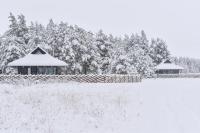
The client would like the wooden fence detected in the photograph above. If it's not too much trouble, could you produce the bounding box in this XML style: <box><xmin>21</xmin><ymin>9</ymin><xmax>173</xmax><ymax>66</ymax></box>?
<box><xmin>156</xmin><ymin>73</ymin><xmax>200</xmax><ymax>78</ymax></box>
<box><xmin>0</xmin><ymin>74</ymin><xmax>142</xmax><ymax>84</ymax></box>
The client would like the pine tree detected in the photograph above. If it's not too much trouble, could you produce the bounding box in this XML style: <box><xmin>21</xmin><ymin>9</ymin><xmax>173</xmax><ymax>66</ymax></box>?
<box><xmin>126</xmin><ymin>31</ymin><xmax>150</xmax><ymax>55</ymax></box>
<box><xmin>150</xmin><ymin>38</ymin><xmax>170</xmax><ymax>64</ymax></box>
<box><xmin>111</xmin><ymin>52</ymin><xmax>137</xmax><ymax>74</ymax></box>
<box><xmin>7</xmin><ymin>13</ymin><xmax>18</xmax><ymax>36</ymax></box>
<box><xmin>127</xmin><ymin>44</ymin><xmax>154</xmax><ymax>77</ymax></box>
<box><xmin>0</xmin><ymin>36</ymin><xmax>23</xmax><ymax>73</ymax></box>
<box><xmin>125</xmin><ymin>34</ymin><xmax>154</xmax><ymax>77</ymax></box>
<box><xmin>95</xmin><ymin>30</ymin><xmax>113</xmax><ymax>74</ymax></box>
<box><xmin>28</xmin><ymin>22</ymin><xmax>46</xmax><ymax>51</ymax></box>
<box><xmin>140</xmin><ymin>30</ymin><xmax>150</xmax><ymax>54</ymax></box>
<box><xmin>0</xmin><ymin>13</ymin><xmax>28</xmax><ymax>73</ymax></box>
<box><xmin>17</xmin><ymin>14</ymin><xmax>28</xmax><ymax>38</ymax></box>
<box><xmin>46</xmin><ymin>19</ymin><xmax>59</xmax><ymax>56</ymax></box>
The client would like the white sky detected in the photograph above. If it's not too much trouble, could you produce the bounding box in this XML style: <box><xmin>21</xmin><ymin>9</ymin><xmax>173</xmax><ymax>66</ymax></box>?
<box><xmin>0</xmin><ymin>0</ymin><xmax>200</xmax><ymax>58</ymax></box>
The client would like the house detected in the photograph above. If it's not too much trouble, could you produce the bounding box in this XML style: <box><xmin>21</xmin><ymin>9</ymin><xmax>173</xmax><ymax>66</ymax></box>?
<box><xmin>7</xmin><ymin>47</ymin><xmax>67</xmax><ymax>75</ymax></box>
<box><xmin>155</xmin><ymin>59</ymin><xmax>184</xmax><ymax>74</ymax></box>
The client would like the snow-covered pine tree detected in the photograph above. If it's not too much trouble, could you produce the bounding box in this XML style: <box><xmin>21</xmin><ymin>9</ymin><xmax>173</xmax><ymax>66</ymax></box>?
<box><xmin>73</xmin><ymin>26</ymin><xmax>99</xmax><ymax>74</ymax></box>
<box><xmin>68</xmin><ymin>26</ymin><xmax>90</xmax><ymax>74</ymax></box>
<box><xmin>82</xmin><ymin>31</ymin><xmax>99</xmax><ymax>74</ymax></box>
<box><xmin>125</xmin><ymin>34</ymin><xmax>155</xmax><ymax>77</ymax></box>
<box><xmin>28</xmin><ymin>22</ymin><xmax>47</xmax><ymax>51</ymax></box>
<box><xmin>140</xmin><ymin>30</ymin><xmax>150</xmax><ymax>54</ymax></box>
<box><xmin>46</xmin><ymin>19</ymin><xmax>59</xmax><ymax>56</ymax></box>
<box><xmin>7</xmin><ymin>13</ymin><xmax>18</xmax><ymax>36</ymax></box>
<box><xmin>111</xmin><ymin>50</ymin><xmax>137</xmax><ymax>74</ymax></box>
<box><xmin>17</xmin><ymin>14</ymin><xmax>30</xmax><ymax>54</ymax></box>
<box><xmin>0</xmin><ymin>36</ymin><xmax>23</xmax><ymax>74</ymax></box>
<box><xmin>126</xmin><ymin>31</ymin><xmax>150</xmax><ymax>55</ymax></box>
<box><xmin>0</xmin><ymin>13</ymin><xmax>29</xmax><ymax>73</ymax></box>
<box><xmin>95</xmin><ymin>30</ymin><xmax>113</xmax><ymax>74</ymax></box>
<box><xmin>150</xmin><ymin>38</ymin><xmax>170</xmax><ymax>64</ymax></box>
<box><xmin>17</xmin><ymin>14</ymin><xmax>28</xmax><ymax>38</ymax></box>
<box><xmin>60</xmin><ymin>25</ymin><xmax>99</xmax><ymax>74</ymax></box>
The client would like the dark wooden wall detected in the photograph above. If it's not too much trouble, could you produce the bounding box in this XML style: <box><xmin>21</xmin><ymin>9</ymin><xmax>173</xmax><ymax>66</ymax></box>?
<box><xmin>156</xmin><ymin>69</ymin><xmax>181</xmax><ymax>74</ymax></box>
<box><xmin>17</xmin><ymin>66</ymin><xmax>58</xmax><ymax>75</ymax></box>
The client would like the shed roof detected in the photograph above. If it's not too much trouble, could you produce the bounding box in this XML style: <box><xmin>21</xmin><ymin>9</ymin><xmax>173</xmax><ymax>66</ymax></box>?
<box><xmin>156</xmin><ymin>60</ymin><xmax>184</xmax><ymax>70</ymax></box>
<box><xmin>7</xmin><ymin>47</ymin><xmax>67</xmax><ymax>67</ymax></box>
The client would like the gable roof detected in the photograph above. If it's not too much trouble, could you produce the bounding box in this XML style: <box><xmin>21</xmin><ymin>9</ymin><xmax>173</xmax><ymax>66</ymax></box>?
<box><xmin>156</xmin><ymin>59</ymin><xmax>184</xmax><ymax>70</ymax></box>
<box><xmin>163</xmin><ymin>59</ymin><xmax>172</xmax><ymax>64</ymax></box>
<box><xmin>31</xmin><ymin>47</ymin><xmax>47</xmax><ymax>54</ymax></box>
<box><xmin>7</xmin><ymin>47</ymin><xmax>67</xmax><ymax>67</ymax></box>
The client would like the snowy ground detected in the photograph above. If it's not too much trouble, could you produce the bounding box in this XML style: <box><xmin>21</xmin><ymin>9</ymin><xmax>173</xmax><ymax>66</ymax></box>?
<box><xmin>0</xmin><ymin>79</ymin><xmax>200</xmax><ymax>133</ymax></box>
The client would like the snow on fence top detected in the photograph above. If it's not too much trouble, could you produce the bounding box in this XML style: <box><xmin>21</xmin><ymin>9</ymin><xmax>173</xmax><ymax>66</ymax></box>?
<box><xmin>7</xmin><ymin>47</ymin><xmax>67</xmax><ymax>67</ymax></box>
<box><xmin>156</xmin><ymin>60</ymin><xmax>184</xmax><ymax>70</ymax></box>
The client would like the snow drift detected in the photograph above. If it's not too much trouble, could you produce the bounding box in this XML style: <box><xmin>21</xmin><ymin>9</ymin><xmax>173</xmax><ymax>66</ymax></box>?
<box><xmin>1</xmin><ymin>79</ymin><xmax>200</xmax><ymax>133</ymax></box>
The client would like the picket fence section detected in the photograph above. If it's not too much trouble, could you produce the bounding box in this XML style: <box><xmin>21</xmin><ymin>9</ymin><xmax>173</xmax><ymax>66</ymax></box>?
<box><xmin>0</xmin><ymin>74</ymin><xmax>142</xmax><ymax>84</ymax></box>
<box><xmin>156</xmin><ymin>73</ymin><xmax>200</xmax><ymax>78</ymax></box>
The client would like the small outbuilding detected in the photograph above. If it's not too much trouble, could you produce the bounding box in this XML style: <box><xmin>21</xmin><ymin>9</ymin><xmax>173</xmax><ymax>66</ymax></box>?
<box><xmin>155</xmin><ymin>60</ymin><xmax>184</xmax><ymax>74</ymax></box>
<box><xmin>7</xmin><ymin>47</ymin><xmax>67</xmax><ymax>75</ymax></box>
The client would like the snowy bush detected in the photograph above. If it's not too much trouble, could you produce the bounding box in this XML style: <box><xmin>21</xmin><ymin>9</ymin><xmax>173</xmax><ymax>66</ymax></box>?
<box><xmin>5</xmin><ymin>67</ymin><xmax>18</xmax><ymax>75</ymax></box>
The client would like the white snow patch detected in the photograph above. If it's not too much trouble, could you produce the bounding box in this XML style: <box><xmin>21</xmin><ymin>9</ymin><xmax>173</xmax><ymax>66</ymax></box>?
<box><xmin>0</xmin><ymin>79</ymin><xmax>200</xmax><ymax>133</ymax></box>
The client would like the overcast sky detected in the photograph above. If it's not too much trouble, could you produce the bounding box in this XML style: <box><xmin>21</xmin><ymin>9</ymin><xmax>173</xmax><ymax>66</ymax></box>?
<box><xmin>0</xmin><ymin>0</ymin><xmax>200</xmax><ymax>58</ymax></box>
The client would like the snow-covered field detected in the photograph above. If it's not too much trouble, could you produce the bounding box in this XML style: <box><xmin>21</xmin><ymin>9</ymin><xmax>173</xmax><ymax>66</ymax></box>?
<box><xmin>1</xmin><ymin>79</ymin><xmax>200</xmax><ymax>133</ymax></box>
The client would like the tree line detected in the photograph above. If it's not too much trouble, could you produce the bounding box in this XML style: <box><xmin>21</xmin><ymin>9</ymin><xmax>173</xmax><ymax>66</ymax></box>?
<box><xmin>0</xmin><ymin>13</ymin><xmax>198</xmax><ymax>76</ymax></box>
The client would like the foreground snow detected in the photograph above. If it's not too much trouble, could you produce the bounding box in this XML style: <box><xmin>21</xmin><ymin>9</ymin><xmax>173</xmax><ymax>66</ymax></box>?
<box><xmin>0</xmin><ymin>79</ymin><xmax>200</xmax><ymax>133</ymax></box>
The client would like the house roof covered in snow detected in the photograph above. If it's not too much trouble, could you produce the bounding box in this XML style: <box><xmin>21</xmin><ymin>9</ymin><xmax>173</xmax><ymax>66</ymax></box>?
<box><xmin>156</xmin><ymin>60</ymin><xmax>184</xmax><ymax>70</ymax></box>
<box><xmin>7</xmin><ymin>47</ymin><xmax>67</xmax><ymax>67</ymax></box>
